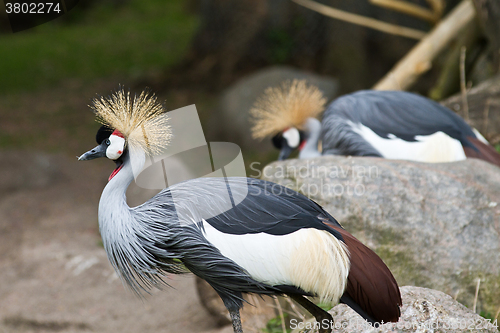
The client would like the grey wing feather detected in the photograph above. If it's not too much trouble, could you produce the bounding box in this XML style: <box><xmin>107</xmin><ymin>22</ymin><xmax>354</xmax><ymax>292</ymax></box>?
<box><xmin>141</xmin><ymin>177</ymin><xmax>342</xmax><ymax>236</ymax></box>
<box><xmin>131</xmin><ymin>177</ymin><xmax>343</xmax><ymax>308</ymax></box>
<box><xmin>321</xmin><ymin>90</ymin><xmax>478</xmax><ymax>156</ymax></box>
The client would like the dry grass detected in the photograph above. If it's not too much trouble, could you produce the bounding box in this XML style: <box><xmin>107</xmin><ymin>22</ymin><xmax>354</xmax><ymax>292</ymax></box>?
<box><xmin>460</xmin><ymin>46</ymin><xmax>470</xmax><ymax>122</ymax></box>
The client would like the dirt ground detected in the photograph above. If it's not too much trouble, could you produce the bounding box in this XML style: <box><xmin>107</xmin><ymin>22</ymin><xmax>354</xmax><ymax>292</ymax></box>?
<box><xmin>0</xmin><ymin>151</ymin><xmax>275</xmax><ymax>333</ymax></box>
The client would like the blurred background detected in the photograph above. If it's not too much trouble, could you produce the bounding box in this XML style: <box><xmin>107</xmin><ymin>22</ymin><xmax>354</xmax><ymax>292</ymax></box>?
<box><xmin>0</xmin><ymin>0</ymin><xmax>499</xmax><ymax>332</ymax></box>
<box><xmin>2</xmin><ymin>0</ymin><xmax>497</xmax><ymax>164</ymax></box>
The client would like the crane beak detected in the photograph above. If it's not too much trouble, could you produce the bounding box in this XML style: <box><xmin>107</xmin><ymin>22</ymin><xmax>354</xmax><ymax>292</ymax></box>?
<box><xmin>78</xmin><ymin>143</ymin><xmax>107</xmax><ymax>161</ymax></box>
<box><xmin>278</xmin><ymin>143</ymin><xmax>295</xmax><ymax>160</ymax></box>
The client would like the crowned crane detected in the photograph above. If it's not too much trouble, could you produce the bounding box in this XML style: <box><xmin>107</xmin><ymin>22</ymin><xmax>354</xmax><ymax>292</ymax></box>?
<box><xmin>78</xmin><ymin>89</ymin><xmax>401</xmax><ymax>333</ymax></box>
<box><xmin>250</xmin><ymin>80</ymin><xmax>500</xmax><ymax>166</ymax></box>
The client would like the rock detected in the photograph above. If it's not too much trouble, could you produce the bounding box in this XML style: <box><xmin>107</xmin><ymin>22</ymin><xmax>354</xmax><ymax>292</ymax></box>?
<box><xmin>0</xmin><ymin>152</ymin><xmax>222</xmax><ymax>333</ymax></box>
<box><xmin>291</xmin><ymin>286</ymin><xmax>499</xmax><ymax>333</ymax></box>
<box><xmin>218</xmin><ymin>66</ymin><xmax>338</xmax><ymax>151</ymax></box>
<box><xmin>261</xmin><ymin>156</ymin><xmax>500</xmax><ymax>315</ymax></box>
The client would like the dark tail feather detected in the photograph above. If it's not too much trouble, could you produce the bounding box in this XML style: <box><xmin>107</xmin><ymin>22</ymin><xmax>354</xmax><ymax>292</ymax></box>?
<box><xmin>332</xmin><ymin>226</ymin><xmax>402</xmax><ymax>323</ymax></box>
<box><xmin>339</xmin><ymin>294</ymin><xmax>376</xmax><ymax>324</ymax></box>
<box><xmin>464</xmin><ymin>136</ymin><xmax>500</xmax><ymax>167</ymax></box>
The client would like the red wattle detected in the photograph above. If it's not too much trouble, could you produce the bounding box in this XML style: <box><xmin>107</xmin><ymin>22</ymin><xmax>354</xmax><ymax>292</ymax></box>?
<box><xmin>109</xmin><ymin>164</ymin><xmax>123</xmax><ymax>181</ymax></box>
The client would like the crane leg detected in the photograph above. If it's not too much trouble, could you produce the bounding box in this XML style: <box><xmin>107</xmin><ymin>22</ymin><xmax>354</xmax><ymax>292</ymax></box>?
<box><xmin>229</xmin><ymin>310</ymin><xmax>243</xmax><ymax>333</ymax></box>
<box><xmin>288</xmin><ymin>294</ymin><xmax>333</xmax><ymax>333</ymax></box>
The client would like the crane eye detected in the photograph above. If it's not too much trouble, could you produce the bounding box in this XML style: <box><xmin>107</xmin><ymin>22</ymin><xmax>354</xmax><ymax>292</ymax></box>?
<box><xmin>105</xmin><ymin>139</ymin><xmax>111</xmax><ymax>146</ymax></box>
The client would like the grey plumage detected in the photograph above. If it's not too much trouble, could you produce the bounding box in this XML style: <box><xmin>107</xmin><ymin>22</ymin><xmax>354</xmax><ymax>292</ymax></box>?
<box><xmin>99</xmin><ymin>152</ymin><xmax>280</xmax><ymax>310</ymax></box>
<box><xmin>320</xmin><ymin>90</ymin><xmax>479</xmax><ymax>156</ymax></box>
<box><xmin>320</xmin><ymin>116</ymin><xmax>382</xmax><ymax>157</ymax></box>
<box><xmin>97</xmin><ymin>149</ymin><xmax>346</xmax><ymax>312</ymax></box>
<box><xmin>80</xmin><ymin>90</ymin><xmax>402</xmax><ymax>333</ymax></box>
<box><xmin>262</xmin><ymin>88</ymin><xmax>499</xmax><ymax>163</ymax></box>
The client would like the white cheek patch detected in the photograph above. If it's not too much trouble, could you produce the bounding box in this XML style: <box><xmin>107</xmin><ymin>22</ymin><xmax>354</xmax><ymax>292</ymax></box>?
<box><xmin>283</xmin><ymin>127</ymin><xmax>300</xmax><ymax>148</ymax></box>
<box><xmin>106</xmin><ymin>134</ymin><xmax>126</xmax><ymax>160</ymax></box>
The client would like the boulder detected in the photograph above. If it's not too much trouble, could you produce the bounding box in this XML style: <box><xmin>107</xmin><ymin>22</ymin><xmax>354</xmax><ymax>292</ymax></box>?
<box><xmin>218</xmin><ymin>66</ymin><xmax>338</xmax><ymax>151</ymax></box>
<box><xmin>261</xmin><ymin>156</ymin><xmax>500</xmax><ymax>315</ymax></box>
<box><xmin>291</xmin><ymin>286</ymin><xmax>499</xmax><ymax>333</ymax></box>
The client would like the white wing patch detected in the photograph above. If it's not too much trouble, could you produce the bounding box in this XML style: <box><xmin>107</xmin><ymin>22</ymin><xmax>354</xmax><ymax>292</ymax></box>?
<box><xmin>350</xmin><ymin>122</ymin><xmax>466</xmax><ymax>163</ymax></box>
<box><xmin>201</xmin><ymin>220</ymin><xmax>350</xmax><ymax>305</ymax></box>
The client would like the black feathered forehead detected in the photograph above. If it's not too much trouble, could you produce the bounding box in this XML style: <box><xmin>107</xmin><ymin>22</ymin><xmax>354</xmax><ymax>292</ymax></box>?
<box><xmin>96</xmin><ymin>125</ymin><xmax>114</xmax><ymax>144</ymax></box>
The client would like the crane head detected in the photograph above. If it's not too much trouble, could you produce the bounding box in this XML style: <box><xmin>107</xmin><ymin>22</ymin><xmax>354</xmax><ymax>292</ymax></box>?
<box><xmin>77</xmin><ymin>88</ymin><xmax>172</xmax><ymax>180</ymax></box>
<box><xmin>272</xmin><ymin>127</ymin><xmax>306</xmax><ymax>160</ymax></box>
<box><xmin>249</xmin><ymin>80</ymin><xmax>325</xmax><ymax>160</ymax></box>
<box><xmin>78</xmin><ymin>125</ymin><xmax>126</xmax><ymax>180</ymax></box>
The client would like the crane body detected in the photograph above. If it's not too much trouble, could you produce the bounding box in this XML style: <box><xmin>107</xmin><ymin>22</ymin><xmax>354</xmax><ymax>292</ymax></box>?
<box><xmin>251</xmin><ymin>82</ymin><xmax>500</xmax><ymax>166</ymax></box>
<box><xmin>320</xmin><ymin>90</ymin><xmax>499</xmax><ymax>164</ymax></box>
<box><xmin>79</xmin><ymin>90</ymin><xmax>402</xmax><ymax>333</ymax></box>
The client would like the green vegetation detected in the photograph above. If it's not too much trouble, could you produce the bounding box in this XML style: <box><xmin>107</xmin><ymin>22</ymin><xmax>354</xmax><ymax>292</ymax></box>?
<box><xmin>479</xmin><ymin>311</ymin><xmax>499</xmax><ymax>332</ymax></box>
<box><xmin>316</xmin><ymin>302</ymin><xmax>333</xmax><ymax>312</ymax></box>
<box><xmin>267</xmin><ymin>28</ymin><xmax>294</xmax><ymax>64</ymax></box>
<box><xmin>263</xmin><ymin>314</ymin><xmax>291</xmax><ymax>333</ymax></box>
<box><xmin>0</xmin><ymin>0</ymin><xmax>198</xmax><ymax>153</ymax></box>
<box><xmin>0</xmin><ymin>0</ymin><xmax>198</xmax><ymax>93</ymax></box>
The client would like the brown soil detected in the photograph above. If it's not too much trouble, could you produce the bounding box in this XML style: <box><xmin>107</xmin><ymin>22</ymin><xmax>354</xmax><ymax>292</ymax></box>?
<box><xmin>0</xmin><ymin>150</ymin><xmax>278</xmax><ymax>333</ymax></box>
<box><xmin>0</xmin><ymin>151</ymin><xmax>223</xmax><ymax>333</ymax></box>
<box><xmin>0</xmin><ymin>75</ymin><xmax>280</xmax><ymax>333</ymax></box>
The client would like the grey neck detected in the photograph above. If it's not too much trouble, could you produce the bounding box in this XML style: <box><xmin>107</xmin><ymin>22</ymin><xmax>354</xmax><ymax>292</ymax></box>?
<box><xmin>96</xmin><ymin>148</ymin><xmax>163</xmax><ymax>293</ymax></box>
<box><xmin>98</xmin><ymin>146</ymin><xmax>152</xmax><ymax>238</ymax></box>
<box><xmin>299</xmin><ymin>118</ymin><xmax>322</xmax><ymax>159</ymax></box>
<box><xmin>99</xmin><ymin>154</ymin><xmax>134</xmax><ymax>218</ymax></box>
<box><xmin>98</xmin><ymin>148</ymin><xmax>146</xmax><ymax>215</ymax></box>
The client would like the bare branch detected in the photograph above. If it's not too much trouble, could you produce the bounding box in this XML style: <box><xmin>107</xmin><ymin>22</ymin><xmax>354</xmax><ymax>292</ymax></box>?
<box><xmin>426</xmin><ymin>0</ymin><xmax>445</xmax><ymax>18</ymax></box>
<box><xmin>472</xmin><ymin>278</ymin><xmax>481</xmax><ymax>313</ymax></box>
<box><xmin>274</xmin><ymin>298</ymin><xmax>287</xmax><ymax>333</ymax></box>
<box><xmin>482</xmin><ymin>98</ymin><xmax>491</xmax><ymax>134</ymax></box>
<box><xmin>292</xmin><ymin>0</ymin><xmax>426</xmax><ymax>40</ymax></box>
<box><xmin>369</xmin><ymin>0</ymin><xmax>440</xmax><ymax>23</ymax></box>
<box><xmin>460</xmin><ymin>46</ymin><xmax>470</xmax><ymax>122</ymax></box>
<box><xmin>373</xmin><ymin>0</ymin><xmax>476</xmax><ymax>91</ymax></box>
